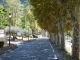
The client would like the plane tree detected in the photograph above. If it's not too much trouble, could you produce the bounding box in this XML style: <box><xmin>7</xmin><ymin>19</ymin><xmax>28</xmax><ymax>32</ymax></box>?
<box><xmin>58</xmin><ymin>0</ymin><xmax>80</xmax><ymax>59</ymax></box>
<box><xmin>26</xmin><ymin>6</ymin><xmax>39</xmax><ymax>36</ymax></box>
<box><xmin>28</xmin><ymin>0</ymin><xmax>72</xmax><ymax>50</ymax></box>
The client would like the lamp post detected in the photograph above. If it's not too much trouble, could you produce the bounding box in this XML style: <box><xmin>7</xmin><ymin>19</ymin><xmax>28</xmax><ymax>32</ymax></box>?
<box><xmin>9</xmin><ymin>13</ymin><xmax>11</xmax><ymax>46</ymax></box>
<box><xmin>28</xmin><ymin>25</ymin><xmax>29</xmax><ymax>41</ymax></box>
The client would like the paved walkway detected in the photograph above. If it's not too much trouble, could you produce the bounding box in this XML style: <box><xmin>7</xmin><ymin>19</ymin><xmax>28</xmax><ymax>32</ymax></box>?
<box><xmin>0</xmin><ymin>37</ymin><xmax>64</xmax><ymax>60</ymax></box>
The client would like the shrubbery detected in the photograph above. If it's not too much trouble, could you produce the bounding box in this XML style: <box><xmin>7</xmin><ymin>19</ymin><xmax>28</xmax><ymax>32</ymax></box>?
<box><xmin>20</xmin><ymin>29</ymin><xmax>28</xmax><ymax>37</ymax></box>
<box><xmin>5</xmin><ymin>26</ymin><xmax>29</xmax><ymax>39</ymax></box>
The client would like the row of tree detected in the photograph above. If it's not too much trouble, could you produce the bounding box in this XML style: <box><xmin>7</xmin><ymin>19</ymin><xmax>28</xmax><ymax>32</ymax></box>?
<box><xmin>28</xmin><ymin>0</ymin><xmax>80</xmax><ymax>59</ymax></box>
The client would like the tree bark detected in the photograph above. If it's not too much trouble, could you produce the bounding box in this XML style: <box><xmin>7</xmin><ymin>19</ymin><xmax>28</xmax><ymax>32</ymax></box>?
<box><xmin>56</xmin><ymin>33</ymin><xmax>59</xmax><ymax>46</ymax></box>
<box><xmin>59</xmin><ymin>32</ymin><xmax>61</xmax><ymax>46</ymax></box>
<box><xmin>72</xmin><ymin>2</ymin><xmax>80</xmax><ymax>59</ymax></box>
<box><xmin>22</xmin><ymin>36</ymin><xmax>23</xmax><ymax>40</ymax></box>
<box><xmin>79</xmin><ymin>22</ymin><xmax>80</xmax><ymax>59</ymax></box>
<box><xmin>79</xmin><ymin>23</ymin><xmax>80</xmax><ymax>59</ymax></box>
<box><xmin>60</xmin><ymin>21</ymin><xmax>65</xmax><ymax>50</ymax></box>
<box><xmin>63</xmin><ymin>1</ymin><xmax>80</xmax><ymax>59</ymax></box>
<box><xmin>49</xmin><ymin>33</ymin><xmax>55</xmax><ymax>43</ymax></box>
<box><xmin>60</xmin><ymin>31</ymin><xmax>65</xmax><ymax>50</ymax></box>
<box><xmin>72</xmin><ymin>0</ymin><xmax>80</xmax><ymax>59</ymax></box>
<box><xmin>72</xmin><ymin>22</ymin><xmax>79</xmax><ymax>59</ymax></box>
<box><xmin>57</xmin><ymin>0</ymin><xmax>80</xmax><ymax>58</ymax></box>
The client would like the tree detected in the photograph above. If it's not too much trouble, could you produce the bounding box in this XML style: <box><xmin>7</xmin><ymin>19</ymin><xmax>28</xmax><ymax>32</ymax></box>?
<box><xmin>26</xmin><ymin>6</ymin><xmax>39</xmax><ymax>36</ymax></box>
<box><xmin>58</xmin><ymin>0</ymin><xmax>80</xmax><ymax>59</ymax></box>
<box><xmin>30</xmin><ymin>0</ymin><xmax>80</xmax><ymax>59</ymax></box>
<box><xmin>5</xmin><ymin>0</ymin><xmax>24</xmax><ymax>26</ymax></box>
<box><xmin>0</xmin><ymin>4</ymin><xmax>8</xmax><ymax>29</ymax></box>
<box><xmin>28</xmin><ymin>0</ymin><xmax>72</xmax><ymax>50</ymax></box>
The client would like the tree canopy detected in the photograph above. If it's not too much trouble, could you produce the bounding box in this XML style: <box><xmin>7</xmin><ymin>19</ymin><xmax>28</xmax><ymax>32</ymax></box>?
<box><xmin>28</xmin><ymin>0</ymin><xmax>72</xmax><ymax>34</ymax></box>
<box><xmin>28</xmin><ymin>0</ymin><xmax>80</xmax><ymax>59</ymax></box>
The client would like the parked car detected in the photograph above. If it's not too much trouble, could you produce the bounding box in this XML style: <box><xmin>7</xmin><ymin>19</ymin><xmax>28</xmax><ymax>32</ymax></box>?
<box><xmin>0</xmin><ymin>29</ymin><xmax>7</xmax><ymax>48</ymax></box>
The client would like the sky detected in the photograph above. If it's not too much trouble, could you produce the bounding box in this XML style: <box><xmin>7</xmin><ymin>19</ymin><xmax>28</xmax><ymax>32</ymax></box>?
<box><xmin>0</xmin><ymin>0</ymin><xmax>29</xmax><ymax>8</ymax></box>
<box><xmin>0</xmin><ymin>0</ymin><xmax>28</xmax><ymax>4</ymax></box>
<box><xmin>20</xmin><ymin>0</ymin><xmax>27</xmax><ymax>3</ymax></box>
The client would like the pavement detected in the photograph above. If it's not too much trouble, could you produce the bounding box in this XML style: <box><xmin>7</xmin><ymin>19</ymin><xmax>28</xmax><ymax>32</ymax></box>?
<box><xmin>0</xmin><ymin>37</ymin><xmax>64</xmax><ymax>60</ymax></box>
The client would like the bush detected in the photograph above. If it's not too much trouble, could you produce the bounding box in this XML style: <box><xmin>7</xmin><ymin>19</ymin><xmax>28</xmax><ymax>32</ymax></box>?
<box><xmin>5</xmin><ymin>26</ymin><xmax>29</xmax><ymax>37</ymax></box>
<box><xmin>21</xmin><ymin>29</ymin><xmax>28</xmax><ymax>37</ymax></box>
<box><xmin>5</xmin><ymin>26</ymin><xmax>22</xmax><ymax>35</ymax></box>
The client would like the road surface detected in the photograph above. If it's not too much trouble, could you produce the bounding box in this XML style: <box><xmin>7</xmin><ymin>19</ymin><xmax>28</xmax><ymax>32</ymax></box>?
<box><xmin>0</xmin><ymin>37</ymin><xmax>64</xmax><ymax>60</ymax></box>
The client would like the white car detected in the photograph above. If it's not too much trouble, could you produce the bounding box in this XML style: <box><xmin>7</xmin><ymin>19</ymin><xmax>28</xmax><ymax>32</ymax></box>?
<box><xmin>0</xmin><ymin>30</ymin><xmax>7</xmax><ymax>47</ymax></box>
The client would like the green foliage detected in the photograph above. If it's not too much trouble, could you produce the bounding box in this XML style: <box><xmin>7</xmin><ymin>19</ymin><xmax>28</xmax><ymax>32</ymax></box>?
<box><xmin>0</xmin><ymin>4</ymin><xmax>8</xmax><ymax>29</ymax></box>
<box><xmin>5</xmin><ymin>0</ymin><xmax>24</xmax><ymax>26</ymax></box>
<box><xmin>5</xmin><ymin>26</ymin><xmax>30</xmax><ymax>37</ymax></box>
<box><xmin>28</xmin><ymin>0</ymin><xmax>80</xmax><ymax>59</ymax></box>
<box><xmin>5</xmin><ymin>26</ymin><xmax>21</xmax><ymax>35</ymax></box>
<box><xmin>26</xmin><ymin>6</ymin><xmax>40</xmax><ymax>34</ymax></box>
<box><xmin>67</xmin><ymin>31</ymin><xmax>72</xmax><ymax>37</ymax></box>
<box><xmin>28</xmin><ymin>0</ymin><xmax>74</xmax><ymax>35</ymax></box>
<box><xmin>21</xmin><ymin>16</ymin><xmax>26</xmax><ymax>28</ymax></box>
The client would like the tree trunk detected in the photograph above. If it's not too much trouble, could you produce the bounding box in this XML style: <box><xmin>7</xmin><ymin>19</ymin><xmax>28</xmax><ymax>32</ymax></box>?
<box><xmin>54</xmin><ymin>34</ymin><xmax>57</xmax><ymax>44</ymax></box>
<box><xmin>72</xmin><ymin>2</ymin><xmax>80</xmax><ymax>59</ymax></box>
<box><xmin>60</xmin><ymin>31</ymin><xmax>65</xmax><ymax>50</ymax></box>
<box><xmin>22</xmin><ymin>36</ymin><xmax>23</xmax><ymax>40</ymax></box>
<box><xmin>79</xmin><ymin>26</ymin><xmax>80</xmax><ymax>59</ymax></box>
<box><xmin>76</xmin><ymin>2</ymin><xmax>80</xmax><ymax>59</ymax></box>
<box><xmin>72</xmin><ymin>22</ymin><xmax>79</xmax><ymax>59</ymax></box>
<box><xmin>59</xmin><ymin>0</ymin><xmax>80</xmax><ymax>58</ymax></box>
<box><xmin>55</xmin><ymin>34</ymin><xmax>57</xmax><ymax>45</ymax></box>
<box><xmin>49</xmin><ymin>34</ymin><xmax>52</xmax><ymax>41</ymax></box>
<box><xmin>79</xmin><ymin>22</ymin><xmax>80</xmax><ymax>59</ymax></box>
<box><xmin>60</xmin><ymin>21</ymin><xmax>65</xmax><ymax>50</ymax></box>
<box><xmin>12</xmin><ymin>34</ymin><xmax>17</xmax><ymax>41</ymax></box>
<box><xmin>56</xmin><ymin>33</ymin><xmax>59</xmax><ymax>46</ymax></box>
<box><xmin>49</xmin><ymin>33</ymin><xmax>55</xmax><ymax>43</ymax></box>
<box><xmin>59</xmin><ymin>32</ymin><xmax>61</xmax><ymax>46</ymax></box>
